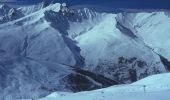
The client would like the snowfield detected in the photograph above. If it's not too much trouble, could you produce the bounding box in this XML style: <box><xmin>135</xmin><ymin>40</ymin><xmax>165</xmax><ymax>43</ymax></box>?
<box><xmin>38</xmin><ymin>73</ymin><xmax>170</xmax><ymax>100</ymax></box>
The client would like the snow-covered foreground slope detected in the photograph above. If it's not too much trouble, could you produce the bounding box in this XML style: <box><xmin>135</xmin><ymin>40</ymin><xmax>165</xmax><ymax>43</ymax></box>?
<box><xmin>133</xmin><ymin>73</ymin><xmax>170</xmax><ymax>86</ymax></box>
<box><xmin>40</xmin><ymin>91</ymin><xmax>170</xmax><ymax>100</ymax></box>
<box><xmin>39</xmin><ymin>73</ymin><xmax>170</xmax><ymax>100</ymax></box>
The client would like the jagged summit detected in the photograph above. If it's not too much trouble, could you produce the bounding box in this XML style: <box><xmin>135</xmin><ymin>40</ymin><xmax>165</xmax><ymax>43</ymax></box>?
<box><xmin>0</xmin><ymin>3</ymin><xmax>24</xmax><ymax>24</ymax></box>
<box><xmin>0</xmin><ymin>4</ymin><xmax>10</xmax><ymax>9</ymax></box>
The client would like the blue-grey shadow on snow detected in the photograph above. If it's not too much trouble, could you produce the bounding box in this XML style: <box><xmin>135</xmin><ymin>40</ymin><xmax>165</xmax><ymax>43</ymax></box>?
<box><xmin>44</xmin><ymin>10</ymin><xmax>85</xmax><ymax>67</ymax></box>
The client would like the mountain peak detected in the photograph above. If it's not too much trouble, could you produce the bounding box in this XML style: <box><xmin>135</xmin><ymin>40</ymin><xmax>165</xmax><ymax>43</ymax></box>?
<box><xmin>0</xmin><ymin>3</ymin><xmax>24</xmax><ymax>24</ymax></box>
<box><xmin>0</xmin><ymin>3</ymin><xmax>10</xmax><ymax>10</ymax></box>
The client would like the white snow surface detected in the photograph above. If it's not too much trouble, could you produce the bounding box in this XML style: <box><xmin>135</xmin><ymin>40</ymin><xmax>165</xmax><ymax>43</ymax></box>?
<box><xmin>133</xmin><ymin>73</ymin><xmax>170</xmax><ymax>85</ymax></box>
<box><xmin>117</xmin><ymin>12</ymin><xmax>170</xmax><ymax>61</ymax></box>
<box><xmin>38</xmin><ymin>73</ymin><xmax>170</xmax><ymax>100</ymax></box>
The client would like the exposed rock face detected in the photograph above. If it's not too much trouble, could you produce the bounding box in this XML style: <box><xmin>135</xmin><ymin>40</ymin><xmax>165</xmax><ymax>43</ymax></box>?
<box><xmin>62</xmin><ymin>68</ymin><xmax>119</xmax><ymax>92</ymax></box>
<box><xmin>94</xmin><ymin>57</ymin><xmax>162</xmax><ymax>83</ymax></box>
<box><xmin>159</xmin><ymin>55</ymin><xmax>170</xmax><ymax>71</ymax></box>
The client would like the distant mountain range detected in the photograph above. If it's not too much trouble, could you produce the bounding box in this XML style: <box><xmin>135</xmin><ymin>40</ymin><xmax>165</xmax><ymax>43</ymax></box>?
<box><xmin>1</xmin><ymin>0</ymin><xmax>170</xmax><ymax>9</ymax></box>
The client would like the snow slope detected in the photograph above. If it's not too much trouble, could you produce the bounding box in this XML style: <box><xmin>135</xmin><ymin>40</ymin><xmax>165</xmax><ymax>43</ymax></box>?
<box><xmin>133</xmin><ymin>73</ymin><xmax>170</xmax><ymax>85</ymax></box>
<box><xmin>117</xmin><ymin>12</ymin><xmax>170</xmax><ymax>61</ymax></box>
<box><xmin>38</xmin><ymin>73</ymin><xmax>170</xmax><ymax>100</ymax></box>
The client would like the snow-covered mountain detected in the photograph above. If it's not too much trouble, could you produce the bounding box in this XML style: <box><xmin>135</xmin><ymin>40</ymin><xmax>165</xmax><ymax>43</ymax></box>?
<box><xmin>17</xmin><ymin>2</ymin><xmax>44</xmax><ymax>15</ymax></box>
<box><xmin>0</xmin><ymin>3</ymin><xmax>119</xmax><ymax>99</ymax></box>
<box><xmin>0</xmin><ymin>4</ymin><xmax>24</xmax><ymax>24</ymax></box>
<box><xmin>117</xmin><ymin>12</ymin><xmax>170</xmax><ymax>63</ymax></box>
<box><xmin>0</xmin><ymin>2</ymin><xmax>170</xmax><ymax>100</ymax></box>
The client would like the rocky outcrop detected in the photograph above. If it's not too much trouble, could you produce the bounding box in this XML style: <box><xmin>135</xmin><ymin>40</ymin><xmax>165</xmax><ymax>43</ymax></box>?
<box><xmin>0</xmin><ymin>4</ymin><xmax>24</xmax><ymax>24</ymax></box>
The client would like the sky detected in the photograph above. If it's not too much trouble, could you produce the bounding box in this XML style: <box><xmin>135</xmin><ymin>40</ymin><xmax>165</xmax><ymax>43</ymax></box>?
<box><xmin>1</xmin><ymin>0</ymin><xmax>170</xmax><ymax>9</ymax></box>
